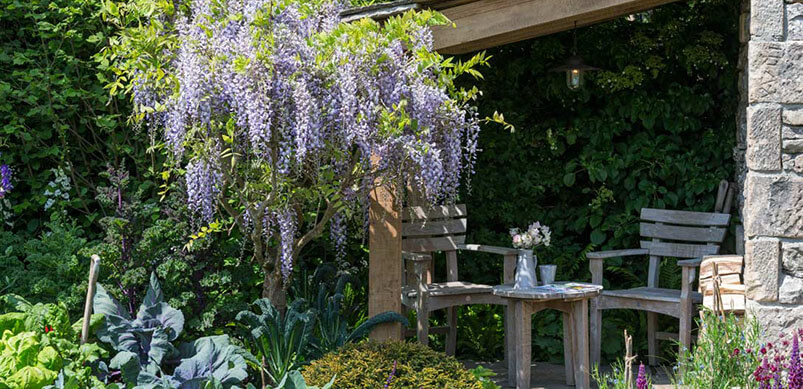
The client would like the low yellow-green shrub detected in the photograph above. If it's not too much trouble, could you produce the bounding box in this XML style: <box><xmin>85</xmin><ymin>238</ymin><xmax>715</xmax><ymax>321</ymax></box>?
<box><xmin>302</xmin><ymin>340</ymin><xmax>484</xmax><ymax>388</ymax></box>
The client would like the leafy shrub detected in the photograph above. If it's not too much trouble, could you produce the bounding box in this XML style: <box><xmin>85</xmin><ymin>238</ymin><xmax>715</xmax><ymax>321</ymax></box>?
<box><xmin>0</xmin><ymin>220</ymin><xmax>89</xmax><ymax>312</ymax></box>
<box><xmin>93</xmin><ymin>272</ymin><xmax>250</xmax><ymax>388</ymax></box>
<box><xmin>310</xmin><ymin>274</ymin><xmax>407</xmax><ymax>357</ymax></box>
<box><xmin>468</xmin><ymin>365</ymin><xmax>501</xmax><ymax>389</ymax></box>
<box><xmin>301</xmin><ymin>341</ymin><xmax>484</xmax><ymax>388</ymax></box>
<box><xmin>673</xmin><ymin>309</ymin><xmax>761</xmax><ymax>388</ymax></box>
<box><xmin>0</xmin><ymin>295</ymin><xmax>108</xmax><ymax>389</ymax></box>
<box><xmin>0</xmin><ymin>0</ymin><xmax>137</xmax><ymax>231</ymax></box>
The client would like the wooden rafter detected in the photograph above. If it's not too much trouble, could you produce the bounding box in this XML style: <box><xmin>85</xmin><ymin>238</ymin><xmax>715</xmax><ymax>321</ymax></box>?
<box><xmin>344</xmin><ymin>0</ymin><xmax>682</xmax><ymax>54</ymax></box>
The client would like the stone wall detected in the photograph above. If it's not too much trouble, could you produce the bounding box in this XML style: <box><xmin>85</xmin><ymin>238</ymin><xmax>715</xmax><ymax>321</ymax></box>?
<box><xmin>743</xmin><ymin>0</ymin><xmax>803</xmax><ymax>337</ymax></box>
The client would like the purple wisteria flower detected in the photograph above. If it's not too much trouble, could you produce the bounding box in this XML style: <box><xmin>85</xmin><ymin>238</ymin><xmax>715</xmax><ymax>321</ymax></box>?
<box><xmin>0</xmin><ymin>154</ymin><xmax>12</xmax><ymax>199</ymax></box>
<box><xmin>122</xmin><ymin>0</ymin><xmax>485</xmax><ymax>292</ymax></box>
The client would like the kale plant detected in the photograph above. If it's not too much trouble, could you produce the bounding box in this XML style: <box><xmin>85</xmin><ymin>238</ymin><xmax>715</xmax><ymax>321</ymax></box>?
<box><xmin>93</xmin><ymin>272</ymin><xmax>250</xmax><ymax>388</ymax></box>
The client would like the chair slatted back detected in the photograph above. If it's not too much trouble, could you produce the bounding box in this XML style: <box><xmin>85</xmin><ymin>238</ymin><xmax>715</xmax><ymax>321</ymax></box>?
<box><xmin>638</xmin><ymin>208</ymin><xmax>731</xmax><ymax>288</ymax></box>
<box><xmin>402</xmin><ymin>204</ymin><xmax>467</xmax><ymax>252</ymax></box>
<box><xmin>401</xmin><ymin>204</ymin><xmax>467</xmax><ymax>284</ymax></box>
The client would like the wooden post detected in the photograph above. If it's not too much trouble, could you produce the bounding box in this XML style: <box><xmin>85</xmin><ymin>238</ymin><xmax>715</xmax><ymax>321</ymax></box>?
<box><xmin>368</xmin><ymin>156</ymin><xmax>403</xmax><ymax>341</ymax></box>
<box><xmin>81</xmin><ymin>254</ymin><xmax>101</xmax><ymax>344</ymax></box>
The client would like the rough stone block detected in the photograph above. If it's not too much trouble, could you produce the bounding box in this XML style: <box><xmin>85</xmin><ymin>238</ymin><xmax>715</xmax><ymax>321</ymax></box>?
<box><xmin>784</xmin><ymin>139</ymin><xmax>803</xmax><ymax>153</ymax></box>
<box><xmin>784</xmin><ymin>108</ymin><xmax>803</xmax><ymax>126</ymax></box>
<box><xmin>789</xmin><ymin>3</ymin><xmax>803</xmax><ymax>41</ymax></box>
<box><xmin>783</xmin><ymin>242</ymin><xmax>803</xmax><ymax>278</ymax></box>
<box><xmin>745</xmin><ymin>238</ymin><xmax>780</xmax><ymax>302</ymax></box>
<box><xmin>750</xmin><ymin>0</ymin><xmax>784</xmax><ymax>41</ymax></box>
<box><xmin>747</xmin><ymin>300</ymin><xmax>803</xmax><ymax>341</ymax></box>
<box><xmin>783</xmin><ymin>125</ymin><xmax>803</xmax><ymax>139</ymax></box>
<box><xmin>747</xmin><ymin>105</ymin><xmax>782</xmax><ymax>170</ymax></box>
<box><xmin>796</xmin><ymin>155</ymin><xmax>803</xmax><ymax>173</ymax></box>
<box><xmin>779</xmin><ymin>274</ymin><xmax>803</xmax><ymax>304</ymax></box>
<box><xmin>749</xmin><ymin>42</ymin><xmax>803</xmax><ymax>104</ymax></box>
<box><xmin>744</xmin><ymin>173</ymin><xmax>803</xmax><ymax>238</ymax></box>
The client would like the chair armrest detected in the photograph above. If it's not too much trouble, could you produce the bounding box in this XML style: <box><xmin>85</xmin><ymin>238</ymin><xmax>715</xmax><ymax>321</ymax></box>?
<box><xmin>587</xmin><ymin>249</ymin><xmax>649</xmax><ymax>286</ymax></box>
<box><xmin>402</xmin><ymin>252</ymin><xmax>432</xmax><ymax>262</ymax></box>
<box><xmin>586</xmin><ymin>248</ymin><xmax>649</xmax><ymax>260</ymax></box>
<box><xmin>458</xmin><ymin>244</ymin><xmax>521</xmax><ymax>256</ymax></box>
<box><xmin>457</xmin><ymin>244</ymin><xmax>520</xmax><ymax>284</ymax></box>
<box><xmin>677</xmin><ymin>258</ymin><xmax>703</xmax><ymax>267</ymax></box>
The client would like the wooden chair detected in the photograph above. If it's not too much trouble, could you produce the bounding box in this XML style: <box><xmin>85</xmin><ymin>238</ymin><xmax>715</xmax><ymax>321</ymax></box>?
<box><xmin>399</xmin><ymin>204</ymin><xmax>520</xmax><ymax>356</ymax></box>
<box><xmin>588</xmin><ymin>208</ymin><xmax>731</xmax><ymax>366</ymax></box>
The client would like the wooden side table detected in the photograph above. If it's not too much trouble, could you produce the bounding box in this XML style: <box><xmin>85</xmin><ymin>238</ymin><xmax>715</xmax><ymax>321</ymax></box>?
<box><xmin>493</xmin><ymin>283</ymin><xmax>602</xmax><ymax>389</ymax></box>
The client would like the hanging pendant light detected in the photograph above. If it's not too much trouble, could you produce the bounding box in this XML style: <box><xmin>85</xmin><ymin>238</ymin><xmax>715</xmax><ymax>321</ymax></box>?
<box><xmin>551</xmin><ymin>22</ymin><xmax>599</xmax><ymax>91</ymax></box>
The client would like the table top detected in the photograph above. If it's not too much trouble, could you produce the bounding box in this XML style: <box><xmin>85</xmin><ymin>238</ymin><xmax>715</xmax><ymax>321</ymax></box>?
<box><xmin>492</xmin><ymin>282</ymin><xmax>602</xmax><ymax>301</ymax></box>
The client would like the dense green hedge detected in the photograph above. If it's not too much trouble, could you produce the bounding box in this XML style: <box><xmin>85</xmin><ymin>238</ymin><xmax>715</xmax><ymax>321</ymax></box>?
<box><xmin>0</xmin><ymin>0</ymin><xmax>144</xmax><ymax>233</ymax></box>
<box><xmin>302</xmin><ymin>341</ymin><xmax>484</xmax><ymax>388</ymax></box>
<box><xmin>450</xmin><ymin>0</ymin><xmax>739</xmax><ymax>361</ymax></box>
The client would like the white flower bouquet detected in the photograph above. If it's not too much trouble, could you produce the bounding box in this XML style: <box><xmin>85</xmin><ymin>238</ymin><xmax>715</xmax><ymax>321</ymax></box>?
<box><xmin>510</xmin><ymin>222</ymin><xmax>551</xmax><ymax>249</ymax></box>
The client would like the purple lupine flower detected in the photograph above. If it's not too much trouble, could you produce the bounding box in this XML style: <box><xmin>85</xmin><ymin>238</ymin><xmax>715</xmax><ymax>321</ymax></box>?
<box><xmin>0</xmin><ymin>163</ymin><xmax>11</xmax><ymax>199</ymax></box>
<box><xmin>790</xmin><ymin>332</ymin><xmax>803</xmax><ymax>389</ymax></box>
<box><xmin>384</xmin><ymin>360</ymin><xmax>397</xmax><ymax>388</ymax></box>
<box><xmin>636</xmin><ymin>363</ymin><xmax>648</xmax><ymax>389</ymax></box>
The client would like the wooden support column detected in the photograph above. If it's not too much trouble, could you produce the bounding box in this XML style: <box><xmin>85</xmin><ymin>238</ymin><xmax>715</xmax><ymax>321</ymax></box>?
<box><xmin>368</xmin><ymin>156</ymin><xmax>403</xmax><ymax>341</ymax></box>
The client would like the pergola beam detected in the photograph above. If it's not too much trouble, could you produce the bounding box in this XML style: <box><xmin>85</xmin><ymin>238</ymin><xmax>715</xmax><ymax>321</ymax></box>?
<box><xmin>343</xmin><ymin>0</ymin><xmax>682</xmax><ymax>55</ymax></box>
<box><xmin>432</xmin><ymin>0</ymin><xmax>681</xmax><ymax>54</ymax></box>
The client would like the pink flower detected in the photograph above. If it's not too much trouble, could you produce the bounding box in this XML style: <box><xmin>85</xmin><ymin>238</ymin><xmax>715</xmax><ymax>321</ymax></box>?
<box><xmin>636</xmin><ymin>363</ymin><xmax>648</xmax><ymax>389</ymax></box>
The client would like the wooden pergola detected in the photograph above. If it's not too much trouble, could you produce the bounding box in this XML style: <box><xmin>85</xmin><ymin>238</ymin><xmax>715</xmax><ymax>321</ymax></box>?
<box><xmin>350</xmin><ymin>0</ymin><xmax>682</xmax><ymax>340</ymax></box>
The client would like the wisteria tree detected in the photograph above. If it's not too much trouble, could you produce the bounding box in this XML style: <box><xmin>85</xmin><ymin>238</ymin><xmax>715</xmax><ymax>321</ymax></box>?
<box><xmin>101</xmin><ymin>0</ymin><xmax>495</xmax><ymax>308</ymax></box>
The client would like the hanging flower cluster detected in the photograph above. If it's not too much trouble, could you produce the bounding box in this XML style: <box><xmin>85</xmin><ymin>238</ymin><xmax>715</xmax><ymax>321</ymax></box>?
<box><xmin>510</xmin><ymin>221</ymin><xmax>551</xmax><ymax>249</ymax></box>
<box><xmin>0</xmin><ymin>161</ymin><xmax>11</xmax><ymax>199</ymax></box>
<box><xmin>115</xmin><ymin>0</ymin><xmax>487</xmax><ymax>291</ymax></box>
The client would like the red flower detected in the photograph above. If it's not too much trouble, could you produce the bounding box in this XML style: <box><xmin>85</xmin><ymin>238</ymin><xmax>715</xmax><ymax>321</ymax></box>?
<box><xmin>732</xmin><ymin>348</ymin><xmax>741</xmax><ymax>356</ymax></box>
<box><xmin>44</xmin><ymin>325</ymin><xmax>53</xmax><ymax>333</ymax></box>
<box><xmin>761</xmin><ymin>347</ymin><xmax>768</xmax><ymax>355</ymax></box>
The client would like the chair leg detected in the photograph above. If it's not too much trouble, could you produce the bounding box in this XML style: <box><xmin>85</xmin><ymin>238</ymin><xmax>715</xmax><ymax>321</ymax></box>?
<box><xmin>647</xmin><ymin>312</ymin><xmax>658</xmax><ymax>366</ymax></box>
<box><xmin>679</xmin><ymin>302</ymin><xmax>694</xmax><ymax>358</ymax></box>
<box><xmin>416</xmin><ymin>293</ymin><xmax>429</xmax><ymax>346</ymax></box>
<box><xmin>446</xmin><ymin>307</ymin><xmax>457</xmax><ymax>356</ymax></box>
<box><xmin>590</xmin><ymin>298</ymin><xmax>602</xmax><ymax>368</ymax></box>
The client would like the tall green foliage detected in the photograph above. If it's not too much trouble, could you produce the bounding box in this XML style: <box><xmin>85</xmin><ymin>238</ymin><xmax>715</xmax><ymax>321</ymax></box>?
<box><xmin>0</xmin><ymin>0</ymin><xmax>139</xmax><ymax>233</ymax></box>
<box><xmin>456</xmin><ymin>0</ymin><xmax>739</xmax><ymax>361</ymax></box>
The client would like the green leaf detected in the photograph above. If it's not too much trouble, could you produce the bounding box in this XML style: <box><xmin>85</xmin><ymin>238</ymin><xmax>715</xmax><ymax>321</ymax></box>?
<box><xmin>143</xmin><ymin>272</ymin><xmax>164</xmax><ymax>307</ymax></box>
<box><xmin>590</xmin><ymin>230</ymin><xmax>606</xmax><ymax>245</ymax></box>
<box><xmin>563</xmin><ymin>173</ymin><xmax>576</xmax><ymax>187</ymax></box>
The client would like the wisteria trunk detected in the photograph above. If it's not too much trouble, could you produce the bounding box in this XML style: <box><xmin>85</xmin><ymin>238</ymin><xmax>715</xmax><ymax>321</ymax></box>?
<box><xmin>263</xmin><ymin>268</ymin><xmax>287</xmax><ymax>313</ymax></box>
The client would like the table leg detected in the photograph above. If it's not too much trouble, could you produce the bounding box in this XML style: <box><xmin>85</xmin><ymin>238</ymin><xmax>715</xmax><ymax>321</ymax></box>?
<box><xmin>513</xmin><ymin>300</ymin><xmax>531</xmax><ymax>389</ymax></box>
<box><xmin>562</xmin><ymin>311</ymin><xmax>575</xmax><ymax>386</ymax></box>
<box><xmin>572</xmin><ymin>300</ymin><xmax>590</xmax><ymax>389</ymax></box>
<box><xmin>506</xmin><ymin>304</ymin><xmax>515</xmax><ymax>386</ymax></box>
